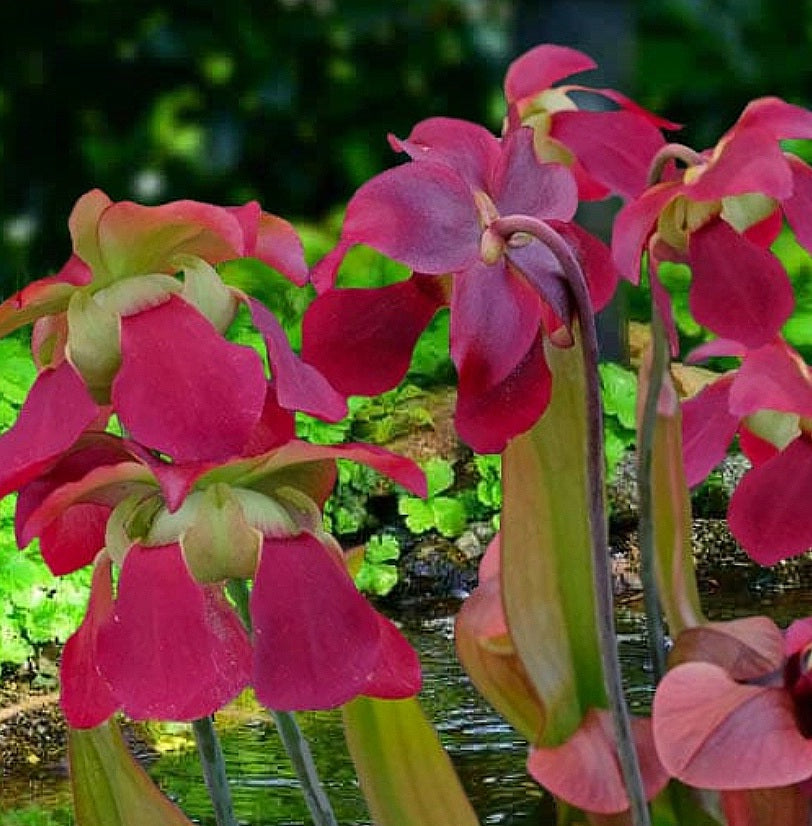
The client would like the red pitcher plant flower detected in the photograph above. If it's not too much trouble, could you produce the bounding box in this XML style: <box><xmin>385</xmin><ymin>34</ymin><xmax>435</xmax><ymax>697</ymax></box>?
<box><xmin>613</xmin><ymin>97</ymin><xmax>812</xmax><ymax>350</ymax></box>
<box><xmin>681</xmin><ymin>336</ymin><xmax>812</xmax><ymax>564</ymax></box>
<box><xmin>303</xmin><ymin>118</ymin><xmax>618</xmax><ymax>453</ymax></box>
<box><xmin>0</xmin><ymin>189</ymin><xmax>345</xmax><ymax>494</ymax></box>
<box><xmin>13</xmin><ymin>424</ymin><xmax>426</xmax><ymax>727</ymax></box>
<box><xmin>504</xmin><ymin>43</ymin><xmax>678</xmax><ymax>200</ymax></box>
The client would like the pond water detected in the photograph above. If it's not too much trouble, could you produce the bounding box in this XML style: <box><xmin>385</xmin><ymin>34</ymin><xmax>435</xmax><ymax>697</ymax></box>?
<box><xmin>3</xmin><ymin>558</ymin><xmax>812</xmax><ymax>826</ymax></box>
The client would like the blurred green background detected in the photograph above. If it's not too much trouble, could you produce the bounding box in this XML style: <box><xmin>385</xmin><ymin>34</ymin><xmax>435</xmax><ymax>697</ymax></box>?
<box><xmin>1</xmin><ymin>0</ymin><xmax>810</xmax><ymax>297</ymax></box>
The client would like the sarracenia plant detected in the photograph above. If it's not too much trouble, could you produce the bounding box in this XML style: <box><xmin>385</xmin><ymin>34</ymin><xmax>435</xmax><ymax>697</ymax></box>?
<box><xmin>2</xmin><ymin>40</ymin><xmax>812</xmax><ymax>825</ymax></box>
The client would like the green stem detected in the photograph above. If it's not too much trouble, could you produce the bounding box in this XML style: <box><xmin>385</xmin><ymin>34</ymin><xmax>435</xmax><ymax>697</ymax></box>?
<box><xmin>635</xmin><ymin>308</ymin><xmax>669</xmax><ymax>683</ymax></box>
<box><xmin>192</xmin><ymin>716</ymin><xmax>238</xmax><ymax>826</ymax></box>
<box><xmin>227</xmin><ymin>578</ymin><xmax>340</xmax><ymax>826</ymax></box>
<box><xmin>492</xmin><ymin>216</ymin><xmax>651</xmax><ymax>826</ymax></box>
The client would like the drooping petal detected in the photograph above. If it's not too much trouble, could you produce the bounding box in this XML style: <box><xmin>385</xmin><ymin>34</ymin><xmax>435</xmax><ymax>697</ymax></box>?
<box><xmin>246</xmin><ymin>296</ymin><xmax>347</xmax><ymax>422</ymax></box>
<box><xmin>652</xmin><ymin>662</ymin><xmax>812</xmax><ymax>789</ymax></box>
<box><xmin>735</xmin><ymin>96</ymin><xmax>812</xmax><ymax>141</ymax></box>
<box><xmin>388</xmin><ymin>117</ymin><xmax>501</xmax><ymax>191</ymax></box>
<box><xmin>612</xmin><ymin>183</ymin><xmax>680</xmax><ymax>282</ymax></box>
<box><xmin>301</xmin><ymin>276</ymin><xmax>445</xmax><ymax>397</ymax></box>
<box><xmin>680</xmin><ymin>375</ymin><xmax>739</xmax><ymax>486</ymax></box>
<box><xmin>241</xmin><ymin>383</ymin><xmax>297</xmax><ymax>456</ymax></box>
<box><xmin>450</xmin><ymin>259</ymin><xmax>543</xmax><ymax>390</ymax></box>
<box><xmin>0</xmin><ymin>361</ymin><xmax>100</xmax><ymax>499</ymax></box>
<box><xmin>60</xmin><ymin>554</ymin><xmax>119</xmax><ymax>728</ymax></box>
<box><xmin>39</xmin><ymin>504</ymin><xmax>111</xmax><ymax>576</ymax></box>
<box><xmin>552</xmin><ymin>109</ymin><xmax>667</xmax><ymax>199</ymax></box>
<box><xmin>785</xmin><ymin>618</ymin><xmax>812</xmax><ymax>658</ymax></box>
<box><xmin>361</xmin><ymin>614</ymin><xmax>422</xmax><ymax>700</ymax></box>
<box><xmin>528</xmin><ymin>709</ymin><xmax>668</xmax><ymax>814</ymax></box>
<box><xmin>251</xmin><ymin>534</ymin><xmax>384</xmax><ymax>710</ymax></box>
<box><xmin>688</xmin><ymin>219</ymin><xmax>794</xmax><ymax>349</ymax></box>
<box><xmin>96</xmin><ymin>544</ymin><xmax>251</xmax><ymax>721</ymax></box>
<box><xmin>504</xmin><ymin>44</ymin><xmax>596</xmax><ymax>106</ymax></box>
<box><xmin>727</xmin><ymin>436</ymin><xmax>812</xmax><ymax>564</ymax></box>
<box><xmin>783</xmin><ymin>154</ymin><xmax>812</xmax><ymax>256</ymax></box>
<box><xmin>113</xmin><ymin>295</ymin><xmax>266</xmax><ymax>462</ymax></box>
<box><xmin>667</xmin><ymin>616</ymin><xmax>785</xmax><ymax>682</ymax></box>
<box><xmin>0</xmin><ymin>277</ymin><xmax>77</xmax><ymax>337</ymax></box>
<box><xmin>686</xmin><ymin>127</ymin><xmax>793</xmax><ymax>201</ymax></box>
<box><xmin>729</xmin><ymin>340</ymin><xmax>812</xmax><ymax>418</ymax></box>
<box><xmin>329</xmin><ymin>162</ymin><xmax>481</xmax><ymax>276</ymax></box>
<box><xmin>455</xmin><ymin>332</ymin><xmax>551</xmax><ymax>454</ymax></box>
<box><xmin>491</xmin><ymin>127</ymin><xmax>578</xmax><ymax>222</ymax></box>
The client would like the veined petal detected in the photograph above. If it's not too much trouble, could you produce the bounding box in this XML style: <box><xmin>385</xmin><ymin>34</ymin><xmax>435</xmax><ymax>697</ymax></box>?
<box><xmin>688</xmin><ymin>219</ymin><xmax>794</xmax><ymax>349</ymax></box>
<box><xmin>96</xmin><ymin>544</ymin><xmax>251</xmax><ymax>721</ymax></box>
<box><xmin>60</xmin><ymin>554</ymin><xmax>119</xmax><ymax>728</ymax></box>
<box><xmin>783</xmin><ymin>154</ymin><xmax>812</xmax><ymax>255</ymax></box>
<box><xmin>681</xmin><ymin>375</ymin><xmax>739</xmax><ymax>487</ymax></box>
<box><xmin>455</xmin><ymin>332</ymin><xmax>551</xmax><ymax>454</ymax></box>
<box><xmin>552</xmin><ymin>109</ymin><xmax>666</xmax><ymax>199</ymax></box>
<box><xmin>491</xmin><ymin>127</ymin><xmax>578</xmax><ymax>221</ymax></box>
<box><xmin>388</xmin><ymin>117</ymin><xmax>501</xmax><ymax>191</ymax></box>
<box><xmin>335</xmin><ymin>162</ymin><xmax>480</xmax><ymax>275</ymax></box>
<box><xmin>450</xmin><ymin>259</ymin><xmax>543</xmax><ymax>390</ymax></box>
<box><xmin>504</xmin><ymin>44</ymin><xmax>596</xmax><ymax>106</ymax></box>
<box><xmin>612</xmin><ymin>183</ymin><xmax>680</xmax><ymax>282</ymax></box>
<box><xmin>246</xmin><ymin>296</ymin><xmax>347</xmax><ymax>422</ymax></box>
<box><xmin>0</xmin><ymin>361</ymin><xmax>100</xmax><ymax>499</ymax></box>
<box><xmin>528</xmin><ymin>710</ymin><xmax>668</xmax><ymax>814</ymax></box>
<box><xmin>300</xmin><ymin>276</ymin><xmax>445</xmax><ymax>397</ymax></box>
<box><xmin>113</xmin><ymin>295</ymin><xmax>266</xmax><ymax>462</ymax></box>
<box><xmin>251</xmin><ymin>534</ymin><xmax>383</xmax><ymax>710</ymax></box>
<box><xmin>728</xmin><ymin>436</ymin><xmax>812</xmax><ymax>564</ymax></box>
<box><xmin>653</xmin><ymin>662</ymin><xmax>812</xmax><ymax>789</ymax></box>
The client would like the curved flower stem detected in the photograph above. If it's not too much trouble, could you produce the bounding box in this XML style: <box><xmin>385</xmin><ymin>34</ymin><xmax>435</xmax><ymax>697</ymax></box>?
<box><xmin>491</xmin><ymin>216</ymin><xmax>651</xmax><ymax>826</ymax></box>
<box><xmin>647</xmin><ymin>143</ymin><xmax>704</xmax><ymax>187</ymax></box>
<box><xmin>192</xmin><ymin>716</ymin><xmax>238</xmax><ymax>826</ymax></box>
<box><xmin>635</xmin><ymin>306</ymin><xmax>669</xmax><ymax>683</ymax></box>
<box><xmin>227</xmin><ymin>578</ymin><xmax>340</xmax><ymax>826</ymax></box>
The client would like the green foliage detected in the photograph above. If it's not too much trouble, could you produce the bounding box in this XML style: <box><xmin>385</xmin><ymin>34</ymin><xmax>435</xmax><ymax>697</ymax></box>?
<box><xmin>398</xmin><ymin>458</ymin><xmax>467</xmax><ymax>539</ymax></box>
<box><xmin>598</xmin><ymin>362</ymin><xmax>638</xmax><ymax>478</ymax></box>
<box><xmin>353</xmin><ymin>534</ymin><xmax>401</xmax><ymax>596</ymax></box>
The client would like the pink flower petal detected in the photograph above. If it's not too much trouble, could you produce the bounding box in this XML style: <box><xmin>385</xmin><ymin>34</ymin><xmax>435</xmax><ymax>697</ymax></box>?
<box><xmin>783</xmin><ymin>155</ymin><xmax>812</xmax><ymax>256</ymax></box>
<box><xmin>728</xmin><ymin>436</ymin><xmax>812</xmax><ymax>564</ymax></box>
<box><xmin>685</xmin><ymin>338</ymin><xmax>748</xmax><ymax>363</ymax></box>
<box><xmin>729</xmin><ymin>341</ymin><xmax>812</xmax><ymax>418</ymax></box>
<box><xmin>528</xmin><ymin>709</ymin><xmax>668</xmax><ymax>814</ymax></box>
<box><xmin>491</xmin><ymin>127</ymin><xmax>578</xmax><ymax>222</ymax></box>
<box><xmin>96</xmin><ymin>544</ymin><xmax>251</xmax><ymax>721</ymax></box>
<box><xmin>688</xmin><ymin>219</ymin><xmax>794</xmax><ymax>349</ymax></box>
<box><xmin>0</xmin><ymin>362</ymin><xmax>100</xmax><ymax>499</ymax></box>
<box><xmin>300</xmin><ymin>276</ymin><xmax>445</xmax><ymax>396</ymax></box>
<box><xmin>38</xmin><ymin>504</ymin><xmax>110</xmax><ymax>576</ymax></box>
<box><xmin>246</xmin><ymin>297</ymin><xmax>347</xmax><ymax>422</ymax></box>
<box><xmin>681</xmin><ymin>375</ymin><xmax>739</xmax><ymax>487</ymax></box>
<box><xmin>686</xmin><ymin>127</ymin><xmax>793</xmax><ymax>201</ymax></box>
<box><xmin>504</xmin><ymin>44</ymin><xmax>596</xmax><ymax>105</ymax></box>
<box><xmin>0</xmin><ymin>278</ymin><xmax>76</xmax><ymax>337</ymax></box>
<box><xmin>450</xmin><ymin>259</ymin><xmax>543</xmax><ymax>390</ymax></box>
<box><xmin>785</xmin><ymin>618</ymin><xmax>812</xmax><ymax>659</ymax></box>
<box><xmin>736</xmin><ymin>96</ymin><xmax>812</xmax><ymax>141</ymax></box>
<box><xmin>361</xmin><ymin>614</ymin><xmax>421</xmax><ymax>700</ymax></box>
<box><xmin>611</xmin><ymin>183</ymin><xmax>680</xmax><ymax>282</ymax></box>
<box><xmin>241</xmin><ymin>383</ymin><xmax>297</xmax><ymax>455</ymax></box>
<box><xmin>114</xmin><ymin>295</ymin><xmax>266</xmax><ymax>462</ymax></box>
<box><xmin>388</xmin><ymin>116</ymin><xmax>501</xmax><ymax>191</ymax></box>
<box><xmin>455</xmin><ymin>332</ymin><xmax>551</xmax><ymax>454</ymax></box>
<box><xmin>653</xmin><ymin>662</ymin><xmax>812</xmax><ymax>789</ymax></box>
<box><xmin>552</xmin><ymin>109</ymin><xmax>667</xmax><ymax>199</ymax></box>
<box><xmin>251</xmin><ymin>534</ymin><xmax>383</xmax><ymax>710</ymax></box>
<box><xmin>334</xmin><ymin>161</ymin><xmax>481</xmax><ymax>275</ymax></box>
<box><xmin>60</xmin><ymin>554</ymin><xmax>119</xmax><ymax>728</ymax></box>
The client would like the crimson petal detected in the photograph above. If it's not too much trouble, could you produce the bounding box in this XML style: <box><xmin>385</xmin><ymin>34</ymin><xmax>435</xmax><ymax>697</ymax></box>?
<box><xmin>504</xmin><ymin>44</ymin><xmax>596</xmax><ymax>105</ymax></box>
<box><xmin>455</xmin><ymin>332</ymin><xmax>551</xmax><ymax>454</ymax></box>
<box><xmin>246</xmin><ymin>297</ymin><xmax>347</xmax><ymax>422</ymax></box>
<box><xmin>251</xmin><ymin>534</ymin><xmax>383</xmax><ymax>710</ymax></box>
<box><xmin>728</xmin><ymin>436</ymin><xmax>812</xmax><ymax>564</ymax></box>
<box><xmin>653</xmin><ymin>662</ymin><xmax>812</xmax><ymax>789</ymax></box>
<box><xmin>113</xmin><ymin>295</ymin><xmax>266</xmax><ymax>462</ymax></box>
<box><xmin>552</xmin><ymin>109</ymin><xmax>666</xmax><ymax>199</ymax></box>
<box><xmin>60</xmin><ymin>555</ymin><xmax>119</xmax><ymax>728</ymax></box>
<box><xmin>736</xmin><ymin>96</ymin><xmax>812</xmax><ymax>141</ymax></box>
<box><xmin>301</xmin><ymin>276</ymin><xmax>445</xmax><ymax>397</ymax></box>
<box><xmin>361</xmin><ymin>614</ymin><xmax>422</xmax><ymax>700</ymax></box>
<box><xmin>688</xmin><ymin>219</ymin><xmax>794</xmax><ymax>349</ymax></box>
<box><xmin>783</xmin><ymin>155</ymin><xmax>812</xmax><ymax>256</ymax></box>
<box><xmin>96</xmin><ymin>544</ymin><xmax>251</xmax><ymax>721</ymax></box>
<box><xmin>0</xmin><ymin>361</ymin><xmax>99</xmax><ymax>499</ymax></box>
